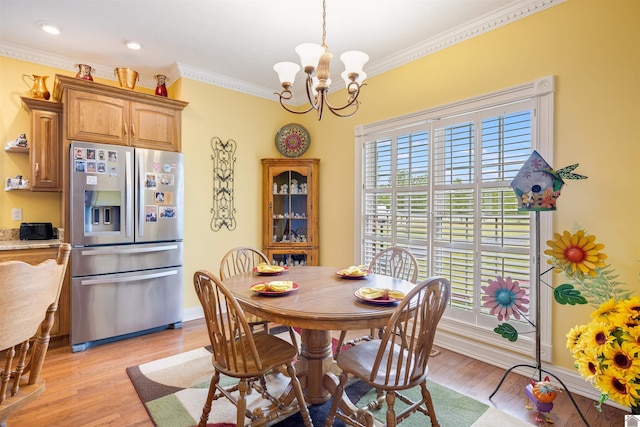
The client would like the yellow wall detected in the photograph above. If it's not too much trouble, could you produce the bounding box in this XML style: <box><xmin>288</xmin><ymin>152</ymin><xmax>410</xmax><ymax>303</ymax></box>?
<box><xmin>1</xmin><ymin>0</ymin><xmax>638</xmax><ymax>372</ymax></box>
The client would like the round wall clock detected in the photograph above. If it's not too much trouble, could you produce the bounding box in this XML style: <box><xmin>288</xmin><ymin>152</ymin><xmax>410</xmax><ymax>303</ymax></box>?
<box><xmin>275</xmin><ymin>123</ymin><xmax>311</xmax><ymax>158</ymax></box>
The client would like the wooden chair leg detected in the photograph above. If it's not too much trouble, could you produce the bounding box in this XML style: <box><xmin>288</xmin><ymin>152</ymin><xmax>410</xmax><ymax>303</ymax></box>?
<box><xmin>236</xmin><ymin>378</ymin><xmax>248</xmax><ymax>427</ymax></box>
<box><xmin>288</xmin><ymin>327</ymin><xmax>299</xmax><ymax>349</ymax></box>
<box><xmin>287</xmin><ymin>363</ymin><xmax>312</xmax><ymax>427</ymax></box>
<box><xmin>420</xmin><ymin>382</ymin><xmax>440</xmax><ymax>427</ymax></box>
<box><xmin>334</xmin><ymin>330</ymin><xmax>348</xmax><ymax>359</ymax></box>
<box><xmin>324</xmin><ymin>371</ymin><xmax>348</xmax><ymax>427</ymax></box>
<box><xmin>199</xmin><ymin>372</ymin><xmax>220</xmax><ymax>427</ymax></box>
<box><xmin>385</xmin><ymin>391</ymin><xmax>397</xmax><ymax>427</ymax></box>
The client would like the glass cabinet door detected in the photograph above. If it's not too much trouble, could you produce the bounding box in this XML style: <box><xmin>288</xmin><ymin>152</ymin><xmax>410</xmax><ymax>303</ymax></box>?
<box><xmin>262</xmin><ymin>158</ymin><xmax>319</xmax><ymax>266</ymax></box>
<box><xmin>271</xmin><ymin>169</ymin><xmax>309</xmax><ymax>245</ymax></box>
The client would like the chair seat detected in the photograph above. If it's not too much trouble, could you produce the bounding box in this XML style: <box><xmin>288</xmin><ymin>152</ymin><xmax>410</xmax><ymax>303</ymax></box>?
<box><xmin>219</xmin><ymin>334</ymin><xmax>298</xmax><ymax>377</ymax></box>
<box><xmin>336</xmin><ymin>340</ymin><xmax>426</xmax><ymax>390</ymax></box>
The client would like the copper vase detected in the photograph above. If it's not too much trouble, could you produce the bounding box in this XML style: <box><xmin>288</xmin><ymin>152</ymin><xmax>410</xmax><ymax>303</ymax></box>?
<box><xmin>23</xmin><ymin>74</ymin><xmax>50</xmax><ymax>100</ymax></box>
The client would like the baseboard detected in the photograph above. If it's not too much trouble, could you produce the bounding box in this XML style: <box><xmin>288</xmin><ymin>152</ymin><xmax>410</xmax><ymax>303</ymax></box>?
<box><xmin>182</xmin><ymin>306</ymin><xmax>204</xmax><ymax>322</ymax></box>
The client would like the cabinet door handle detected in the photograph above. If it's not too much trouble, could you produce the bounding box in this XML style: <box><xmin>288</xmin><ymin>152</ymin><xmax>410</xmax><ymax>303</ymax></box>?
<box><xmin>35</xmin><ymin>162</ymin><xmax>40</xmax><ymax>176</ymax></box>
<box><xmin>131</xmin><ymin>124</ymin><xmax>136</xmax><ymax>137</ymax></box>
<box><xmin>123</xmin><ymin>123</ymin><xmax>128</xmax><ymax>136</ymax></box>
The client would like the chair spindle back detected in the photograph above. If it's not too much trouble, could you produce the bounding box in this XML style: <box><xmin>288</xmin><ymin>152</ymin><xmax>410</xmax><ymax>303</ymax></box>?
<box><xmin>369</xmin><ymin>247</ymin><xmax>419</xmax><ymax>284</ymax></box>
<box><xmin>370</xmin><ymin>276</ymin><xmax>449</xmax><ymax>387</ymax></box>
<box><xmin>219</xmin><ymin>247</ymin><xmax>269</xmax><ymax>280</ymax></box>
<box><xmin>193</xmin><ymin>270</ymin><xmax>263</xmax><ymax>374</ymax></box>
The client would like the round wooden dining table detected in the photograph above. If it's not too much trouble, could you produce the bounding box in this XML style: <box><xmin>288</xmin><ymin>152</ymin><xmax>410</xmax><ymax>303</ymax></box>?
<box><xmin>221</xmin><ymin>265</ymin><xmax>416</xmax><ymax>405</ymax></box>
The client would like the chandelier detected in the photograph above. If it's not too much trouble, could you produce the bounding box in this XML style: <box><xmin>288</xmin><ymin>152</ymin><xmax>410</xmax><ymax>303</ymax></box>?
<box><xmin>273</xmin><ymin>0</ymin><xmax>369</xmax><ymax>120</ymax></box>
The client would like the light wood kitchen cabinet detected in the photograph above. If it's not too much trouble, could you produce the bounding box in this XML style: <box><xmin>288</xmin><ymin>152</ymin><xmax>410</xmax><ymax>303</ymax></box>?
<box><xmin>17</xmin><ymin>97</ymin><xmax>63</xmax><ymax>191</ymax></box>
<box><xmin>262</xmin><ymin>158</ymin><xmax>319</xmax><ymax>266</ymax></box>
<box><xmin>53</xmin><ymin>74</ymin><xmax>188</xmax><ymax>152</ymax></box>
<box><xmin>0</xmin><ymin>247</ymin><xmax>69</xmax><ymax>337</ymax></box>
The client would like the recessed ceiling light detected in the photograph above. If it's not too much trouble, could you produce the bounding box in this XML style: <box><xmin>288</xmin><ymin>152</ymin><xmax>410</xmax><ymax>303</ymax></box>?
<box><xmin>125</xmin><ymin>40</ymin><xmax>141</xmax><ymax>50</ymax></box>
<box><xmin>41</xmin><ymin>23</ymin><xmax>61</xmax><ymax>35</ymax></box>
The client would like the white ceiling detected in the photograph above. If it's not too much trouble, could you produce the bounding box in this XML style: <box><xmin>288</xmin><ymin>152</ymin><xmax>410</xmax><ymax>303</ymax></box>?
<box><xmin>0</xmin><ymin>0</ymin><xmax>561</xmax><ymax>102</ymax></box>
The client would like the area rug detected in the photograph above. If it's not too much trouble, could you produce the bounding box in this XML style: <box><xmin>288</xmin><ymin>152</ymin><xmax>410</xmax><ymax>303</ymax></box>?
<box><xmin>127</xmin><ymin>344</ymin><xmax>535</xmax><ymax>427</ymax></box>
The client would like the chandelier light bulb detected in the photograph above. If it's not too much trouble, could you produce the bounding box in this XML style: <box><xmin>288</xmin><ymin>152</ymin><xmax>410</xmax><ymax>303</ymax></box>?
<box><xmin>340</xmin><ymin>51</ymin><xmax>369</xmax><ymax>75</ymax></box>
<box><xmin>274</xmin><ymin>62</ymin><xmax>301</xmax><ymax>86</ymax></box>
<box><xmin>295</xmin><ymin>43</ymin><xmax>325</xmax><ymax>71</ymax></box>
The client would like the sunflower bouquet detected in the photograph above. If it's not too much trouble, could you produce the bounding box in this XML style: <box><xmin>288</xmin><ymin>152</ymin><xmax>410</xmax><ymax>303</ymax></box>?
<box><xmin>566</xmin><ymin>297</ymin><xmax>640</xmax><ymax>410</ymax></box>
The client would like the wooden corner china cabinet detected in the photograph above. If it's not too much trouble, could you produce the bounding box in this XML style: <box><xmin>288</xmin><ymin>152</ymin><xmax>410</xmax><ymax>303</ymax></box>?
<box><xmin>262</xmin><ymin>158</ymin><xmax>319</xmax><ymax>266</ymax></box>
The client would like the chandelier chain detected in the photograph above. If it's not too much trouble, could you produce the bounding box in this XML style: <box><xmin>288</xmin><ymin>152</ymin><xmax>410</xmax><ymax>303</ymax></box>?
<box><xmin>322</xmin><ymin>0</ymin><xmax>327</xmax><ymax>47</ymax></box>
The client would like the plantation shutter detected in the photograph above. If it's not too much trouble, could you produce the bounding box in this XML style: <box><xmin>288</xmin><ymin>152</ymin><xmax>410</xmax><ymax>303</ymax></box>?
<box><xmin>431</xmin><ymin>101</ymin><xmax>533</xmax><ymax>324</ymax></box>
<box><xmin>362</xmin><ymin>124</ymin><xmax>429</xmax><ymax>277</ymax></box>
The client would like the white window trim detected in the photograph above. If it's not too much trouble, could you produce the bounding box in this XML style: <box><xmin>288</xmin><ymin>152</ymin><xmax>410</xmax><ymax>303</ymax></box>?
<box><xmin>354</xmin><ymin>75</ymin><xmax>555</xmax><ymax>363</ymax></box>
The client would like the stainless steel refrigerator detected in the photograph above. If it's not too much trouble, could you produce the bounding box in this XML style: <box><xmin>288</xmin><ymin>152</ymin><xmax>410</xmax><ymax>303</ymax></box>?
<box><xmin>69</xmin><ymin>141</ymin><xmax>184</xmax><ymax>352</ymax></box>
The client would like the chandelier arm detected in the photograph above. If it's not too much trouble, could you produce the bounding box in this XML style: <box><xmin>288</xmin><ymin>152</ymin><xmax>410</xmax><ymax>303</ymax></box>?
<box><xmin>325</xmin><ymin>101</ymin><xmax>359</xmax><ymax>118</ymax></box>
<box><xmin>274</xmin><ymin>92</ymin><xmax>316</xmax><ymax>115</ymax></box>
<box><xmin>321</xmin><ymin>84</ymin><xmax>365</xmax><ymax>114</ymax></box>
<box><xmin>304</xmin><ymin>75</ymin><xmax>320</xmax><ymax>111</ymax></box>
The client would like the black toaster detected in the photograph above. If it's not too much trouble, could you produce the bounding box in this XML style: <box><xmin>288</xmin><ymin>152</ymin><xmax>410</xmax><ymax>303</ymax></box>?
<box><xmin>19</xmin><ymin>222</ymin><xmax>54</xmax><ymax>240</ymax></box>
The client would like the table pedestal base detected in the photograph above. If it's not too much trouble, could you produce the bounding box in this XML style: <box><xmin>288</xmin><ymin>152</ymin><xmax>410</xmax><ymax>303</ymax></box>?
<box><xmin>296</xmin><ymin>329</ymin><xmax>334</xmax><ymax>404</ymax></box>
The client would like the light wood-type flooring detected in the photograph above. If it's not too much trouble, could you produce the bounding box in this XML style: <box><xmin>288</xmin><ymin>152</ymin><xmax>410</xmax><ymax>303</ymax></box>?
<box><xmin>9</xmin><ymin>319</ymin><xmax>625</xmax><ymax>426</ymax></box>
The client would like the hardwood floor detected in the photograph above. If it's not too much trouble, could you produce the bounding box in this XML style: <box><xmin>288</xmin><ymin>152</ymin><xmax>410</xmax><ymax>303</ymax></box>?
<box><xmin>9</xmin><ymin>319</ymin><xmax>625</xmax><ymax>426</ymax></box>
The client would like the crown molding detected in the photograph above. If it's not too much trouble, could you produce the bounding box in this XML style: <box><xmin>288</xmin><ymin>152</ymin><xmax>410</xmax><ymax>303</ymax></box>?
<box><xmin>175</xmin><ymin>62</ymin><xmax>276</xmax><ymax>100</ymax></box>
<box><xmin>0</xmin><ymin>0</ymin><xmax>565</xmax><ymax>104</ymax></box>
<box><xmin>365</xmin><ymin>0</ymin><xmax>565</xmax><ymax>78</ymax></box>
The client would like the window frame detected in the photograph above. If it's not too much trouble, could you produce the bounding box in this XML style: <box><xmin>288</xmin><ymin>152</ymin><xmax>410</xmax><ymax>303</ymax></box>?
<box><xmin>353</xmin><ymin>76</ymin><xmax>555</xmax><ymax>361</ymax></box>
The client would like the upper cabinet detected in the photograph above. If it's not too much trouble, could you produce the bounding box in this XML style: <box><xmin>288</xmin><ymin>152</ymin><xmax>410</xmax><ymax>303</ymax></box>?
<box><xmin>53</xmin><ymin>75</ymin><xmax>188</xmax><ymax>152</ymax></box>
<box><xmin>17</xmin><ymin>97</ymin><xmax>63</xmax><ymax>191</ymax></box>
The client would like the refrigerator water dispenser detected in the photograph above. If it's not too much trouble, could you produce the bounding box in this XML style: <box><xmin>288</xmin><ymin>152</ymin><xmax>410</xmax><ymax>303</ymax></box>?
<box><xmin>84</xmin><ymin>190</ymin><xmax>121</xmax><ymax>233</ymax></box>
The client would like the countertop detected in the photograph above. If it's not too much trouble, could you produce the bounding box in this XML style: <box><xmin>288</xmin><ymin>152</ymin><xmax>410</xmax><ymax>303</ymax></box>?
<box><xmin>0</xmin><ymin>228</ymin><xmax>64</xmax><ymax>251</ymax></box>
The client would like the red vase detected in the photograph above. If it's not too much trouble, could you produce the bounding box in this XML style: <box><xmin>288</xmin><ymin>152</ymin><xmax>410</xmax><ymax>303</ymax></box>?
<box><xmin>75</xmin><ymin>64</ymin><xmax>94</xmax><ymax>81</ymax></box>
<box><xmin>154</xmin><ymin>74</ymin><xmax>168</xmax><ymax>97</ymax></box>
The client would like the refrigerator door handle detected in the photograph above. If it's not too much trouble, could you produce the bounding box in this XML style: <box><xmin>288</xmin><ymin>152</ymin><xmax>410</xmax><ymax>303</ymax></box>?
<box><xmin>125</xmin><ymin>151</ymin><xmax>133</xmax><ymax>238</ymax></box>
<box><xmin>80</xmin><ymin>270</ymin><xmax>178</xmax><ymax>286</ymax></box>
<box><xmin>137</xmin><ymin>152</ymin><xmax>144</xmax><ymax>238</ymax></box>
<box><xmin>79</xmin><ymin>244</ymin><xmax>179</xmax><ymax>256</ymax></box>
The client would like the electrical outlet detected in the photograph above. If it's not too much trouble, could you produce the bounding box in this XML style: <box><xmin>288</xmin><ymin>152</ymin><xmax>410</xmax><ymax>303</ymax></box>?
<box><xmin>11</xmin><ymin>208</ymin><xmax>22</xmax><ymax>221</ymax></box>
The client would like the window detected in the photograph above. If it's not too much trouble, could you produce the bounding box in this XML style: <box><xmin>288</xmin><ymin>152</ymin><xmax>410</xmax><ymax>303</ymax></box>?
<box><xmin>355</xmin><ymin>76</ymin><xmax>555</xmax><ymax>359</ymax></box>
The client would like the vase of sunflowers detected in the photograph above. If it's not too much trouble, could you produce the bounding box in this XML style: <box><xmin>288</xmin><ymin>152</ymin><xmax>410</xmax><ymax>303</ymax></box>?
<box><xmin>567</xmin><ymin>297</ymin><xmax>640</xmax><ymax>411</ymax></box>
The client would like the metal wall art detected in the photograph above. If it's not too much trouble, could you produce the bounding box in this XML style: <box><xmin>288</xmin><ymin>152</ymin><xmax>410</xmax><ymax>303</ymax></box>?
<box><xmin>210</xmin><ymin>137</ymin><xmax>237</xmax><ymax>231</ymax></box>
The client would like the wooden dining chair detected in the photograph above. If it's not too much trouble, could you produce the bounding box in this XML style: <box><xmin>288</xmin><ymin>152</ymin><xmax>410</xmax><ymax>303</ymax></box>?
<box><xmin>193</xmin><ymin>270</ymin><xmax>313</xmax><ymax>427</ymax></box>
<box><xmin>220</xmin><ymin>246</ymin><xmax>298</xmax><ymax>348</ymax></box>
<box><xmin>325</xmin><ymin>276</ymin><xmax>450</xmax><ymax>427</ymax></box>
<box><xmin>0</xmin><ymin>243</ymin><xmax>71</xmax><ymax>426</ymax></box>
<box><xmin>335</xmin><ymin>247</ymin><xmax>419</xmax><ymax>359</ymax></box>
<box><xmin>219</xmin><ymin>247</ymin><xmax>272</xmax><ymax>334</ymax></box>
